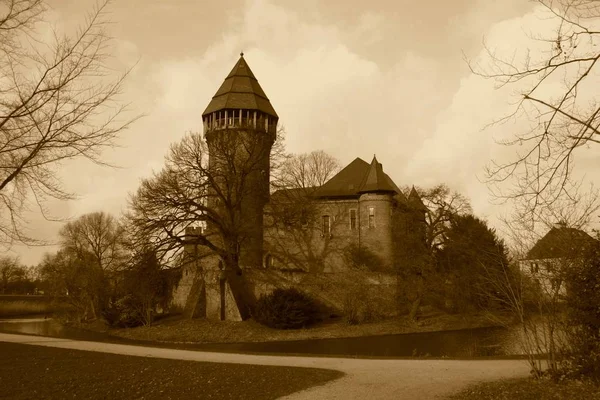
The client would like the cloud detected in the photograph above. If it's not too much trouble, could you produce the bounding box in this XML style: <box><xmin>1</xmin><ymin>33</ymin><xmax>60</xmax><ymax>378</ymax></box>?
<box><xmin>407</xmin><ymin>4</ymin><xmax>600</xmax><ymax>232</ymax></box>
<box><xmin>9</xmin><ymin>0</ymin><xmax>576</xmax><ymax>265</ymax></box>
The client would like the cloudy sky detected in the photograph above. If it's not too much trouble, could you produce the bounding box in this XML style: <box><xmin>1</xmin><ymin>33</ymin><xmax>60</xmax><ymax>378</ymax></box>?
<box><xmin>6</xmin><ymin>0</ymin><xmax>599</xmax><ymax>265</ymax></box>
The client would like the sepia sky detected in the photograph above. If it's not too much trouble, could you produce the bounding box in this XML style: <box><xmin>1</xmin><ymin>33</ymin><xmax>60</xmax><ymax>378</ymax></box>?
<box><xmin>8</xmin><ymin>0</ymin><xmax>600</xmax><ymax>265</ymax></box>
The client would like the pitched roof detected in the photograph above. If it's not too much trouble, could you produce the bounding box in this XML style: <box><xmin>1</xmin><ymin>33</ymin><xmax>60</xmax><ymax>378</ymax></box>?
<box><xmin>202</xmin><ymin>55</ymin><xmax>278</xmax><ymax>118</ymax></box>
<box><xmin>270</xmin><ymin>187</ymin><xmax>318</xmax><ymax>203</ymax></box>
<box><xmin>526</xmin><ymin>227</ymin><xmax>597</xmax><ymax>260</ymax></box>
<box><xmin>408</xmin><ymin>186</ymin><xmax>427</xmax><ymax>211</ymax></box>
<box><xmin>312</xmin><ymin>157</ymin><xmax>403</xmax><ymax>198</ymax></box>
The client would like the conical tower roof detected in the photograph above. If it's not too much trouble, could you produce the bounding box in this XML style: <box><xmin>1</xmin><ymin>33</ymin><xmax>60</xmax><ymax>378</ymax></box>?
<box><xmin>358</xmin><ymin>156</ymin><xmax>397</xmax><ymax>193</ymax></box>
<box><xmin>202</xmin><ymin>54</ymin><xmax>278</xmax><ymax>118</ymax></box>
<box><xmin>408</xmin><ymin>186</ymin><xmax>427</xmax><ymax>211</ymax></box>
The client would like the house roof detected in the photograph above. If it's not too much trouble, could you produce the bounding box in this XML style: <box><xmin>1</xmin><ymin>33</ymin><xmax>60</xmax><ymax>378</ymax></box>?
<box><xmin>358</xmin><ymin>156</ymin><xmax>397</xmax><ymax>193</ymax></box>
<box><xmin>311</xmin><ymin>156</ymin><xmax>404</xmax><ymax>199</ymax></box>
<box><xmin>526</xmin><ymin>226</ymin><xmax>597</xmax><ymax>260</ymax></box>
<box><xmin>202</xmin><ymin>55</ymin><xmax>278</xmax><ymax>118</ymax></box>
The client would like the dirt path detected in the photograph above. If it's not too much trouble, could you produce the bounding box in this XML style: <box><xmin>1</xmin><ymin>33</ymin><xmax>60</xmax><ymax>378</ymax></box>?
<box><xmin>0</xmin><ymin>332</ymin><xmax>529</xmax><ymax>399</ymax></box>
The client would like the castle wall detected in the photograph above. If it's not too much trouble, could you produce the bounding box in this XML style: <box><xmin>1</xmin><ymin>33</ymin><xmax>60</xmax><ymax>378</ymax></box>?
<box><xmin>264</xmin><ymin>199</ymin><xmax>360</xmax><ymax>272</ymax></box>
<box><xmin>264</xmin><ymin>195</ymin><xmax>403</xmax><ymax>272</ymax></box>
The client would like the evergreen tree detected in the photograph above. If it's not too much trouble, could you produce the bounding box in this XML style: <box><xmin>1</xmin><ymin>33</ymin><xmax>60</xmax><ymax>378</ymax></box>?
<box><xmin>436</xmin><ymin>214</ymin><xmax>511</xmax><ymax>311</ymax></box>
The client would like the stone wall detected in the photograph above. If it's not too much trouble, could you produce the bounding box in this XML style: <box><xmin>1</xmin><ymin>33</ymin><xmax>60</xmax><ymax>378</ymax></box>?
<box><xmin>245</xmin><ymin>268</ymin><xmax>399</xmax><ymax>318</ymax></box>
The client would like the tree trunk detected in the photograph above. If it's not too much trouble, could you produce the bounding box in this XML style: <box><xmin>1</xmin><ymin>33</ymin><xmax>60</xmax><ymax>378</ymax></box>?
<box><xmin>223</xmin><ymin>258</ymin><xmax>255</xmax><ymax>320</ymax></box>
<box><xmin>408</xmin><ymin>296</ymin><xmax>421</xmax><ymax>321</ymax></box>
<box><xmin>89</xmin><ymin>297</ymin><xmax>97</xmax><ymax>320</ymax></box>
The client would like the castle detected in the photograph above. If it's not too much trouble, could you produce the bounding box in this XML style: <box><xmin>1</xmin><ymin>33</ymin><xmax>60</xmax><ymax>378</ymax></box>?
<box><xmin>172</xmin><ymin>54</ymin><xmax>427</xmax><ymax>320</ymax></box>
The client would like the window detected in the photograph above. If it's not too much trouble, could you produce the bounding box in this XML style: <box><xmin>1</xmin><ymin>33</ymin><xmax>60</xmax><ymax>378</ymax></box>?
<box><xmin>322</xmin><ymin>215</ymin><xmax>330</xmax><ymax>236</ymax></box>
<box><xmin>368</xmin><ymin>207</ymin><xmax>375</xmax><ymax>228</ymax></box>
<box><xmin>264</xmin><ymin>254</ymin><xmax>274</xmax><ymax>269</ymax></box>
<box><xmin>530</xmin><ymin>262</ymin><xmax>539</xmax><ymax>274</ymax></box>
<box><xmin>350</xmin><ymin>209</ymin><xmax>357</xmax><ymax>230</ymax></box>
<box><xmin>300</xmin><ymin>209</ymin><xmax>309</xmax><ymax>228</ymax></box>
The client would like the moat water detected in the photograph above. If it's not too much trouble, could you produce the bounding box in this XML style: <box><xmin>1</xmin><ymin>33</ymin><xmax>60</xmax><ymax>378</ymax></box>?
<box><xmin>0</xmin><ymin>316</ymin><xmax>528</xmax><ymax>358</ymax></box>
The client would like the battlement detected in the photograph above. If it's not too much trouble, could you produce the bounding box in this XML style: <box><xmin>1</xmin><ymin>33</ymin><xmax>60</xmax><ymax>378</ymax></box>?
<box><xmin>203</xmin><ymin>110</ymin><xmax>277</xmax><ymax>136</ymax></box>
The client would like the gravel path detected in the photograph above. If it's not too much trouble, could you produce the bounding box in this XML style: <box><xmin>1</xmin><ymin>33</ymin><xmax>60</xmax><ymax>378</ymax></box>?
<box><xmin>0</xmin><ymin>332</ymin><xmax>530</xmax><ymax>399</ymax></box>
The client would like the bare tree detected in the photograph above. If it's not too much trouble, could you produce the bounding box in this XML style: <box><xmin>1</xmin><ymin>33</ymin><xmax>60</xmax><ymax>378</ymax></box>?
<box><xmin>59</xmin><ymin>211</ymin><xmax>127</xmax><ymax>273</ymax></box>
<box><xmin>39</xmin><ymin>247</ymin><xmax>106</xmax><ymax>321</ymax></box>
<box><xmin>128</xmin><ymin>130</ymin><xmax>278</xmax><ymax>317</ymax></box>
<box><xmin>264</xmin><ymin>150</ymin><xmax>342</xmax><ymax>272</ymax></box>
<box><xmin>51</xmin><ymin>211</ymin><xmax>127</xmax><ymax>319</ymax></box>
<box><xmin>410</xmin><ymin>184</ymin><xmax>472</xmax><ymax>250</ymax></box>
<box><xmin>265</xmin><ymin>197</ymin><xmax>348</xmax><ymax>272</ymax></box>
<box><xmin>269</xmin><ymin>124</ymin><xmax>290</xmax><ymax>189</ymax></box>
<box><xmin>130</xmin><ymin>132</ymin><xmax>259</xmax><ymax>259</ymax></box>
<box><xmin>0</xmin><ymin>0</ymin><xmax>139</xmax><ymax>244</ymax></box>
<box><xmin>0</xmin><ymin>255</ymin><xmax>21</xmax><ymax>293</ymax></box>
<box><xmin>468</xmin><ymin>0</ymin><xmax>600</xmax><ymax>222</ymax></box>
<box><xmin>478</xmin><ymin>222</ymin><xmax>595</xmax><ymax>379</ymax></box>
<box><xmin>274</xmin><ymin>150</ymin><xmax>340</xmax><ymax>191</ymax></box>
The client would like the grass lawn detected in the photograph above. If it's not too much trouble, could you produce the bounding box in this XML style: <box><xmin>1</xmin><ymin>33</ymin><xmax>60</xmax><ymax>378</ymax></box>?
<box><xmin>107</xmin><ymin>310</ymin><xmax>512</xmax><ymax>344</ymax></box>
<box><xmin>0</xmin><ymin>342</ymin><xmax>343</xmax><ymax>400</ymax></box>
<box><xmin>448</xmin><ymin>377</ymin><xmax>600</xmax><ymax>400</ymax></box>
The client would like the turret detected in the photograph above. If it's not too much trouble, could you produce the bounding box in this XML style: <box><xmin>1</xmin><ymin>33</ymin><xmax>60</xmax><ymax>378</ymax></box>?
<box><xmin>202</xmin><ymin>52</ymin><xmax>278</xmax><ymax>138</ymax></box>
<box><xmin>202</xmin><ymin>53</ymin><xmax>278</xmax><ymax>267</ymax></box>
<box><xmin>358</xmin><ymin>156</ymin><xmax>396</xmax><ymax>269</ymax></box>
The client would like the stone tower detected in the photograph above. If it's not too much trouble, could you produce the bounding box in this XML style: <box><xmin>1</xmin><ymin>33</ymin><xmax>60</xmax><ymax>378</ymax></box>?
<box><xmin>358</xmin><ymin>156</ymin><xmax>397</xmax><ymax>269</ymax></box>
<box><xmin>201</xmin><ymin>53</ymin><xmax>279</xmax><ymax>268</ymax></box>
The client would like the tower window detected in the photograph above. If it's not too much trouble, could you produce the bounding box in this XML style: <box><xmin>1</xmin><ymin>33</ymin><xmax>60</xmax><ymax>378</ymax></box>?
<box><xmin>264</xmin><ymin>254</ymin><xmax>274</xmax><ymax>268</ymax></box>
<box><xmin>322</xmin><ymin>215</ymin><xmax>330</xmax><ymax>236</ymax></box>
<box><xmin>368</xmin><ymin>207</ymin><xmax>375</xmax><ymax>229</ymax></box>
<box><xmin>350</xmin><ymin>209</ymin><xmax>357</xmax><ymax>230</ymax></box>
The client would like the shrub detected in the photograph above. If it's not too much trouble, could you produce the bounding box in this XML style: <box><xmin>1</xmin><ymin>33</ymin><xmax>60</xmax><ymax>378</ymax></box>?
<box><xmin>103</xmin><ymin>295</ymin><xmax>146</xmax><ymax>328</ymax></box>
<box><xmin>344</xmin><ymin>244</ymin><xmax>385</xmax><ymax>272</ymax></box>
<box><xmin>253</xmin><ymin>288</ymin><xmax>320</xmax><ymax>329</ymax></box>
<box><xmin>561</xmin><ymin>241</ymin><xmax>600</xmax><ymax>382</ymax></box>
<box><xmin>343</xmin><ymin>293</ymin><xmax>375</xmax><ymax>325</ymax></box>
<box><xmin>104</xmin><ymin>248</ymin><xmax>174</xmax><ymax>328</ymax></box>
<box><xmin>342</xmin><ymin>285</ymin><xmax>379</xmax><ymax>325</ymax></box>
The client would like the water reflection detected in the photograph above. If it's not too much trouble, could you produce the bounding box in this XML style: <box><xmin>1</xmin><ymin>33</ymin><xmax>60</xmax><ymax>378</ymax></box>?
<box><xmin>198</xmin><ymin>326</ymin><xmax>525</xmax><ymax>358</ymax></box>
<box><xmin>0</xmin><ymin>318</ymin><xmax>527</xmax><ymax>358</ymax></box>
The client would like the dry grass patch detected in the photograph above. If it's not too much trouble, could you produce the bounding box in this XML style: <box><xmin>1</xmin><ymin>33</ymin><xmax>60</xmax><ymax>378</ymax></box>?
<box><xmin>109</xmin><ymin>311</ymin><xmax>511</xmax><ymax>344</ymax></box>
<box><xmin>448</xmin><ymin>377</ymin><xmax>600</xmax><ymax>400</ymax></box>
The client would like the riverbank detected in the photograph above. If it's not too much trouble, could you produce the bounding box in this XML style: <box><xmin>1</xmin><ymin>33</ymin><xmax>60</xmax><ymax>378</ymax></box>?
<box><xmin>0</xmin><ymin>341</ymin><xmax>342</xmax><ymax>400</ymax></box>
<box><xmin>0</xmin><ymin>295</ymin><xmax>53</xmax><ymax>318</ymax></box>
<box><xmin>103</xmin><ymin>310</ymin><xmax>513</xmax><ymax>344</ymax></box>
